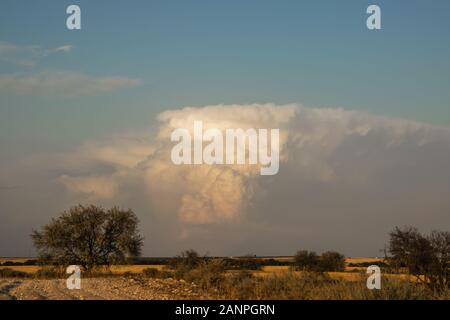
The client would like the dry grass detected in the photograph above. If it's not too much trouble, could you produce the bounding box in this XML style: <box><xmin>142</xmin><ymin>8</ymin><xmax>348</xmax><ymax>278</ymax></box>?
<box><xmin>0</xmin><ymin>257</ymin><xmax>32</xmax><ymax>263</ymax></box>
<box><xmin>0</xmin><ymin>266</ymin><xmax>40</xmax><ymax>274</ymax></box>
<box><xmin>2</xmin><ymin>258</ymin><xmax>442</xmax><ymax>299</ymax></box>
<box><xmin>109</xmin><ymin>265</ymin><xmax>166</xmax><ymax>273</ymax></box>
<box><xmin>170</xmin><ymin>260</ymin><xmax>441</xmax><ymax>300</ymax></box>
<box><xmin>261</xmin><ymin>266</ymin><xmax>289</xmax><ymax>272</ymax></box>
<box><xmin>0</xmin><ymin>264</ymin><xmax>420</xmax><ymax>284</ymax></box>
<box><xmin>346</xmin><ymin>257</ymin><xmax>384</xmax><ymax>264</ymax></box>
<box><xmin>0</xmin><ymin>265</ymin><xmax>165</xmax><ymax>275</ymax></box>
<box><xmin>247</xmin><ymin>269</ymin><xmax>414</xmax><ymax>282</ymax></box>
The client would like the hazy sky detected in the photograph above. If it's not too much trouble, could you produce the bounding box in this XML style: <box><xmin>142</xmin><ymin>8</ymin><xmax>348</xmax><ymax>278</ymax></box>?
<box><xmin>1</xmin><ymin>1</ymin><xmax>450</xmax><ymax>257</ymax></box>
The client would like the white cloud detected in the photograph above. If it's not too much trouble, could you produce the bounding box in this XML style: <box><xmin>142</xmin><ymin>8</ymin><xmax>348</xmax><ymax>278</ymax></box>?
<box><xmin>148</xmin><ymin>104</ymin><xmax>296</xmax><ymax>224</ymax></box>
<box><xmin>53</xmin><ymin>45</ymin><xmax>73</xmax><ymax>53</ymax></box>
<box><xmin>0</xmin><ymin>71</ymin><xmax>140</xmax><ymax>97</ymax></box>
<box><xmin>49</xmin><ymin>103</ymin><xmax>450</xmax><ymax>230</ymax></box>
<box><xmin>0</xmin><ymin>41</ymin><xmax>72</xmax><ymax>66</ymax></box>
<box><xmin>4</xmin><ymin>103</ymin><xmax>450</xmax><ymax>255</ymax></box>
<box><xmin>0</xmin><ymin>41</ymin><xmax>138</xmax><ymax>97</ymax></box>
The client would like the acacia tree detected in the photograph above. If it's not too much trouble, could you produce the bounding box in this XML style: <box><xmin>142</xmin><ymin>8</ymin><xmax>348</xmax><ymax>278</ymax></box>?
<box><xmin>294</xmin><ymin>250</ymin><xmax>319</xmax><ymax>271</ymax></box>
<box><xmin>388</xmin><ymin>226</ymin><xmax>449</xmax><ymax>292</ymax></box>
<box><xmin>31</xmin><ymin>205</ymin><xmax>143</xmax><ymax>271</ymax></box>
<box><xmin>318</xmin><ymin>251</ymin><xmax>346</xmax><ymax>272</ymax></box>
<box><xmin>293</xmin><ymin>250</ymin><xmax>345</xmax><ymax>272</ymax></box>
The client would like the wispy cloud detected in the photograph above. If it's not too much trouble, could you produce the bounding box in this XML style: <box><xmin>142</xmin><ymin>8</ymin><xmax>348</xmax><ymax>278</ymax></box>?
<box><xmin>0</xmin><ymin>71</ymin><xmax>141</xmax><ymax>97</ymax></box>
<box><xmin>0</xmin><ymin>41</ymin><xmax>72</xmax><ymax>67</ymax></box>
<box><xmin>53</xmin><ymin>45</ymin><xmax>73</xmax><ymax>53</ymax></box>
<box><xmin>0</xmin><ymin>41</ymin><xmax>139</xmax><ymax>97</ymax></box>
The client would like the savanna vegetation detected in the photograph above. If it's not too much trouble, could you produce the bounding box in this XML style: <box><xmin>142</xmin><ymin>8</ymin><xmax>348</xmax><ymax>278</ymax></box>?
<box><xmin>1</xmin><ymin>204</ymin><xmax>448</xmax><ymax>299</ymax></box>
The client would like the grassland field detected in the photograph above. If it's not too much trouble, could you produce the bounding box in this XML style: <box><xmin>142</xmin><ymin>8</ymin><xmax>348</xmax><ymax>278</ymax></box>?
<box><xmin>0</xmin><ymin>256</ymin><xmax>412</xmax><ymax>282</ymax></box>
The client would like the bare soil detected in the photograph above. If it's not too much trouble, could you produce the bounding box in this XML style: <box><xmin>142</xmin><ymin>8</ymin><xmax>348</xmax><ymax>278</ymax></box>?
<box><xmin>0</xmin><ymin>277</ymin><xmax>215</xmax><ymax>300</ymax></box>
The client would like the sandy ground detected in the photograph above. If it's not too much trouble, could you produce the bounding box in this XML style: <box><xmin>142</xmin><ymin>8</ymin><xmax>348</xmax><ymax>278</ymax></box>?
<box><xmin>0</xmin><ymin>277</ymin><xmax>214</xmax><ymax>300</ymax></box>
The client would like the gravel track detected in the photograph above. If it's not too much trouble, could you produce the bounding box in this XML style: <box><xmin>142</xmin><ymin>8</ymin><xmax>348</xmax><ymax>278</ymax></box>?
<box><xmin>0</xmin><ymin>277</ymin><xmax>213</xmax><ymax>300</ymax></box>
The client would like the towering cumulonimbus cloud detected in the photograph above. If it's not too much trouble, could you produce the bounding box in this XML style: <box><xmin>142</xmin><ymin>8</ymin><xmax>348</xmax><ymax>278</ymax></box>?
<box><xmin>55</xmin><ymin>103</ymin><xmax>450</xmax><ymax>229</ymax></box>
<box><xmin>144</xmin><ymin>104</ymin><xmax>297</xmax><ymax>224</ymax></box>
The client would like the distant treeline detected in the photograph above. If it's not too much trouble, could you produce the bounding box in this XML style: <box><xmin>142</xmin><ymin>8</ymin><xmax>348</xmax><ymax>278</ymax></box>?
<box><xmin>347</xmin><ymin>261</ymin><xmax>389</xmax><ymax>268</ymax></box>
<box><xmin>128</xmin><ymin>257</ymin><xmax>172</xmax><ymax>265</ymax></box>
<box><xmin>1</xmin><ymin>257</ymin><xmax>290</xmax><ymax>268</ymax></box>
<box><xmin>128</xmin><ymin>257</ymin><xmax>291</xmax><ymax>269</ymax></box>
<box><xmin>2</xmin><ymin>257</ymin><xmax>391</xmax><ymax>269</ymax></box>
<box><xmin>0</xmin><ymin>259</ymin><xmax>38</xmax><ymax>266</ymax></box>
<box><xmin>222</xmin><ymin>258</ymin><xmax>290</xmax><ymax>269</ymax></box>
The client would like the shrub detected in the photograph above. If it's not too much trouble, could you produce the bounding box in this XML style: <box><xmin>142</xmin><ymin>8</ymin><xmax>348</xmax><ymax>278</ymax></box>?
<box><xmin>143</xmin><ymin>267</ymin><xmax>160</xmax><ymax>278</ymax></box>
<box><xmin>294</xmin><ymin>250</ymin><xmax>346</xmax><ymax>272</ymax></box>
<box><xmin>318</xmin><ymin>251</ymin><xmax>346</xmax><ymax>272</ymax></box>
<box><xmin>294</xmin><ymin>250</ymin><xmax>319</xmax><ymax>271</ymax></box>
<box><xmin>222</xmin><ymin>257</ymin><xmax>264</xmax><ymax>270</ymax></box>
<box><xmin>142</xmin><ymin>267</ymin><xmax>172</xmax><ymax>279</ymax></box>
<box><xmin>180</xmin><ymin>260</ymin><xmax>226</xmax><ymax>291</ymax></box>
<box><xmin>170</xmin><ymin>249</ymin><xmax>202</xmax><ymax>270</ymax></box>
<box><xmin>223</xmin><ymin>271</ymin><xmax>256</xmax><ymax>299</ymax></box>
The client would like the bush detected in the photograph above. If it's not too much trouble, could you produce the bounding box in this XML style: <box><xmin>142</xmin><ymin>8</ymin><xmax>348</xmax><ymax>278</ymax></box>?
<box><xmin>170</xmin><ymin>249</ymin><xmax>203</xmax><ymax>270</ymax></box>
<box><xmin>143</xmin><ymin>267</ymin><xmax>160</xmax><ymax>277</ymax></box>
<box><xmin>223</xmin><ymin>271</ymin><xmax>256</xmax><ymax>299</ymax></box>
<box><xmin>222</xmin><ymin>257</ymin><xmax>264</xmax><ymax>270</ymax></box>
<box><xmin>182</xmin><ymin>260</ymin><xmax>226</xmax><ymax>291</ymax></box>
<box><xmin>294</xmin><ymin>250</ymin><xmax>319</xmax><ymax>271</ymax></box>
<box><xmin>142</xmin><ymin>267</ymin><xmax>172</xmax><ymax>279</ymax></box>
<box><xmin>293</xmin><ymin>250</ymin><xmax>345</xmax><ymax>272</ymax></box>
<box><xmin>263</xmin><ymin>258</ymin><xmax>290</xmax><ymax>266</ymax></box>
<box><xmin>170</xmin><ymin>249</ymin><xmax>210</xmax><ymax>280</ymax></box>
<box><xmin>318</xmin><ymin>251</ymin><xmax>346</xmax><ymax>272</ymax></box>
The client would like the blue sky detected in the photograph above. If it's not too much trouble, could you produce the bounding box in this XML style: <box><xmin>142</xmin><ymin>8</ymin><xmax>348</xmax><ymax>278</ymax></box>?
<box><xmin>1</xmin><ymin>0</ymin><xmax>450</xmax><ymax>154</ymax></box>
<box><xmin>1</xmin><ymin>1</ymin><xmax>450</xmax><ymax>256</ymax></box>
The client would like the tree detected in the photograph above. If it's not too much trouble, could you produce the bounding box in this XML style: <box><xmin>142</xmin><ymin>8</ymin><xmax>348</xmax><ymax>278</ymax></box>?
<box><xmin>388</xmin><ymin>226</ymin><xmax>449</xmax><ymax>292</ymax></box>
<box><xmin>318</xmin><ymin>251</ymin><xmax>346</xmax><ymax>272</ymax></box>
<box><xmin>170</xmin><ymin>249</ymin><xmax>202</xmax><ymax>271</ymax></box>
<box><xmin>31</xmin><ymin>205</ymin><xmax>143</xmax><ymax>271</ymax></box>
<box><xmin>180</xmin><ymin>249</ymin><xmax>202</xmax><ymax>269</ymax></box>
<box><xmin>294</xmin><ymin>250</ymin><xmax>319</xmax><ymax>271</ymax></box>
<box><xmin>294</xmin><ymin>250</ymin><xmax>346</xmax><ymax>272</ymax></box>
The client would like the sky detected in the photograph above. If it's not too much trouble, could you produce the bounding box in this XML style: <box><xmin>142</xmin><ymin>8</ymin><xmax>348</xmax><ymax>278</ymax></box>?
<box><xmin>0</xmin><ymin>0</ymin><xmax>450</xmax><ymax>257</ymax></box>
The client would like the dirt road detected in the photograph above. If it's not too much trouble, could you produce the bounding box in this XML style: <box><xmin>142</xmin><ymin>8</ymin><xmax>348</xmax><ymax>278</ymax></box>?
<box><xmin>0</xmin><ymin>277</ymin><xmax>213</xmax><ymax>300</ymax></box>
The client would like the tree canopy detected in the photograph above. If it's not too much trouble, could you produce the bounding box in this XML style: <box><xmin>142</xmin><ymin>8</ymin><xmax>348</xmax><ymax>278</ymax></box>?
<box><xmin>31</xmin><ymin>205</ymin><xmax>143</xmax><ymax>270</ymax></box>
<box><xmin>388</xmin><ymin>226</ymin><xmax>449</xmax><ymax>292</ymax></box>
